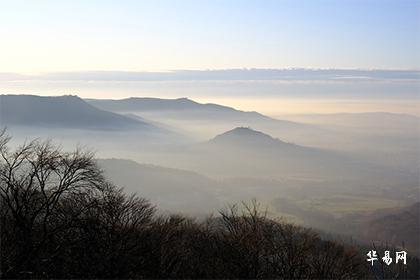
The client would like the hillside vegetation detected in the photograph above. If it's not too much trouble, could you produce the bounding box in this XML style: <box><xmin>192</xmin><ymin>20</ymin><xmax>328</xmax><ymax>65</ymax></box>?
<box><xmin>1</xmin><ymin>131</ymin><xmax>419</xmax><ymax>279</ymax></box>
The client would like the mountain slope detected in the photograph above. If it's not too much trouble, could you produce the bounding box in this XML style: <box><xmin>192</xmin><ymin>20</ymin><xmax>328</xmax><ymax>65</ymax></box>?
<box><xmin>86</xmin><ymin>97</ymin><xmax>301</xmax><ymax>124</ymax></box>
<box><xmin>86</xmin><ymin>97</ymin><xmax>328</xmax><ymax>143</ymax></box>
<box><xmin>209</xmin><ymin>126</ymin><xmax>294</xmax><ymax>147</ymax></box>
<box><xmin>0</xmin><ymin>94</ymin><xmax>154</xmax><ymax>130</ymax></box>
<box><xmin>174</xmin><ymin>127</ymin><xmax>413</xmax><ymax>184</ymax></box>
<box><xmin>362</xmin><ymin>202</ymin><xmax>420</xmax><ymax>254</ymax></box>
<box><xmin>87</xmin><ymin>97</ymin><xmax>220</xmax><ymax>112</ymax></box>
<box><xmin>98</xmin><ymin>158</ymin><xmax>221</xmax><ymax>212</ymax></box>
<box><xmin>206</xmin><ymin>127</ymin><xmax>328</xmax><ymax>157</ymax></box>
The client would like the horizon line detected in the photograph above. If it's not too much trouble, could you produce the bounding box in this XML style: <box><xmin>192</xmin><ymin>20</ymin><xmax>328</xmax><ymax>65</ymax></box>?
<box><xmin>1</xmin><ymin>68</ymin><xmax>419</xmax><ymax>83</ymax></box>
<box><xmin>3</xmin><ymin>67</ymin><xmax>420</xmax><ymax>75</ymax></box>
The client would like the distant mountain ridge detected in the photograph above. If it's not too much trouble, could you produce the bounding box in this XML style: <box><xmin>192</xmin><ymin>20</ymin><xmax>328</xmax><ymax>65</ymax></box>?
<box><xmin>189</xmin><ymin>126</ymin><xmax>411</xmax><ymax>183</ymax></box>
<box><xmin>209</xmin><ymin>126</ymin><xmax>294</xmax><ymax>147</ymax></box>
<box><xmin>0</xmin><ymin>94</ymin><xmax>154</xmax><ymax>130</ymax></box>
<box><xmin>87</xmin><ymin>97</ymin><xmax>238</xmax><ymax>112</ymax></box>
<box><xmin>86</xmin><ymin>97</ymin><xmax>298</xmax><ymax>124</ymax></box>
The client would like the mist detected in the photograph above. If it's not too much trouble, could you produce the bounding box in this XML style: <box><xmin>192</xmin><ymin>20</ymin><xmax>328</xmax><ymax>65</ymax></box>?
<box><xmin>2</xmin><ymin>94</ymin><xmax>418</xmax><ymax>254</ymax></box>
<box><xmin>2</xmin><ymin>0</ymin><xmax>419</xmax><ymax>277</ymax></box>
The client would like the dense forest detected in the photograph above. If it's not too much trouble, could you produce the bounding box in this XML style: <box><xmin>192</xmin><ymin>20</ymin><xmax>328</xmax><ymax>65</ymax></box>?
<box><xmin>0</xmin><ymin>130</ymin><xmax>418</xmax><ymax>279</ymax></box>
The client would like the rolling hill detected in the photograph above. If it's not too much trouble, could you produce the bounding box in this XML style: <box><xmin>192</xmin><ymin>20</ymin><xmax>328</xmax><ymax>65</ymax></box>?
<box><xmin>98</xmin><ymin>158</ymin><xmax>221</xmax><ymax>213</ymax></box>
<box><xmin>86</xmin><ymin>97</ymin><xmax>325</xmax><ymax>143</ymax></box>
<box><xmin>0</xmin><ymin>94</ymin><xmax>155</xmax><ymax>130</ymax></box>
<box><xmin>172</xmin><ymin>127</ymin><xmax>413</xmax><ymax>184</ymax></box>
<box><xmin>362</xmin><ymin>202</ymin><xmax>420</xmax><ymax>254</ymax></box>
<box><xmin>87</xmin><ymin>97</ymin><xmax>274</xmax><ymax>120</ymax></box>
<box><xmin>86</xmin><ymin>97</ymin><xmax>309</xmax><ymax>128</ymax></box>
<box><xmin>209</xmin><ymin>126</ymin><xmax>297</xmax><ymax>147</ymax></box>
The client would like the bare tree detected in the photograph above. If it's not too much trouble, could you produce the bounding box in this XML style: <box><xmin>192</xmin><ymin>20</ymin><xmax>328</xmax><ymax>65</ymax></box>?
<box><xmin>0</xmin><ymin>131</ymin><xmax>104</xmax><ymax>277</ymax></box>
<box><xmin>1</xmin><ymin>131</ymin><xmax>417</xmax><ymax>279</ymax></box>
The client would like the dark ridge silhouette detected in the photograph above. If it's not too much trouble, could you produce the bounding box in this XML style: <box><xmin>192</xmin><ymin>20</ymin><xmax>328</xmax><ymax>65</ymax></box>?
<box><xmin>0</xmin><ymin>94</ymin><xmax>155</xmax><ymax>130</ymax></box>
<box><xmin>86</xmin><ymin>97</ymin><xmax>305</xmax><ymax>126</ymax></box>
<box><xmin>87</xmin><ymin>97</ymin><xmax>217</xmax><ymax>111</ymax></box>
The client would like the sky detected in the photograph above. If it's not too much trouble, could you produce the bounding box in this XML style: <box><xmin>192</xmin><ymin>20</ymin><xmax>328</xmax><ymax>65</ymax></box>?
<box><xmin>0</xmin><ymin>0</ymin><xmax>419</xmax><ymax>115</ymax></box>
<box><xmin>0</xmin><ymin>0</ymin><xmax>419</xmax><ymax>73</ymax></box>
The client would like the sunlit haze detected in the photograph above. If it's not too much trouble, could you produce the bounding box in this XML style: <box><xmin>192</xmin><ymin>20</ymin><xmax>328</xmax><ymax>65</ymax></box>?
<box><xmin>1</xmin><ymin>0</ymin><xmax>419</xmax><ymax>115</ymax></box>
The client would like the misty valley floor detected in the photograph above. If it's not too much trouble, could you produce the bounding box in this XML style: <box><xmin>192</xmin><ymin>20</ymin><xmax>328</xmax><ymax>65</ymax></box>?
<box><xmin>0</xmin><ymin>94</ymin><xmax>419</xmax><ymax>278</ymax></box>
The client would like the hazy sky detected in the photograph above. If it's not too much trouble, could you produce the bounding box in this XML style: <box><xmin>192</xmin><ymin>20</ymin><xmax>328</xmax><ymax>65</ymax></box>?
<box><xmin>1</xmin><ymin>0</ymin><xmax>419</xmax><ymax>73</ymax></box>
<box><xmin>1</xmin><ymin>0</ymin><xmax>419</xmax><ymax>115</ymax></box>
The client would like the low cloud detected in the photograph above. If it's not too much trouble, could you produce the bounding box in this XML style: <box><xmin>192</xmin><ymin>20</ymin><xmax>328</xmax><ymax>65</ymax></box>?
<box><xmin>1</xmin><ymin>69</ymin><xmax>419</xmax><ymax>82</ymax></box>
